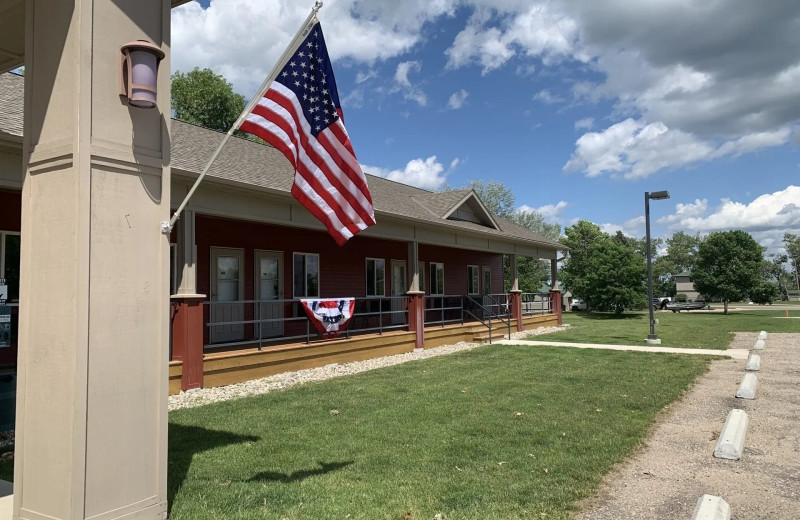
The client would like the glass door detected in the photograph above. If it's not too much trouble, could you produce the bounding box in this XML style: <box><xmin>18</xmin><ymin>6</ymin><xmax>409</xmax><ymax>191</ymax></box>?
<box><xmin>210</xmin><ymin>248</ymin><xmax>245</xmax><ymax>344</ymax></box>
<box><xmin>255</xmin><ymin>250</ymin><xmax>283</xmax><ymax>339</ymax></box>
<box><xmin>391</xmin><ymin>260</ymin><xmax>407</xmax><ymax>325</ymax></box>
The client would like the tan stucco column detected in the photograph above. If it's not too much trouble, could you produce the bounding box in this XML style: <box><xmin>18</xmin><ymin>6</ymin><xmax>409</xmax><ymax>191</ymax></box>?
<box><xmin>14</xmin><ymin>1</ymin><xmax>170</xmax><ymax>519</ymax></box>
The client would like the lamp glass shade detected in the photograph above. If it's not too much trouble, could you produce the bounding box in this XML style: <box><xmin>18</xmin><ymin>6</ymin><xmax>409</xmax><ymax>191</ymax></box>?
<box><xmin>128</xmin><ymin>50</ymin><xmax>158</xmax><ymax>108</ymax></box>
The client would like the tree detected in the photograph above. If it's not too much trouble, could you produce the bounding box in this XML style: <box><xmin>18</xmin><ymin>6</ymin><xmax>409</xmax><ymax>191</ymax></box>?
<box><xmin>750</xmin><ymin>259</ymin><xmax>780</xmax><ymax>305</ymax></box>
<box><xmin>783</xmin><ymin>233</ymin><xmax>800</xmax><ymax>292</ymax></box>
<box><xmin>171</xmin><ymin>67</ymin><xmax>248</xmax><ymax>135</ymax></box>
<box><xmin>692</xmin><ymin>230</ymin><xmax>764</xmax><ymax>313</ymax></box>
<box><xmin>664</xmin><ymin>231</ymin><xmax>703</xmax><ymax>273</ymax></box>
<box><xmin>560</xmin><ymin>220</ymin><xmax>646</xmax><ymax>313</ymax></box>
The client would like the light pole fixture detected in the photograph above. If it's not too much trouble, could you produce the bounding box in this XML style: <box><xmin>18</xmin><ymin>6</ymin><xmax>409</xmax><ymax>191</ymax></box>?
<box><xmin>119</xmin><ymin>40</ymin><xmax>165</xmax><ymax>109</ymax></box>
<box><xmin>645</xmin><ymin>190</ymin><xmax>670</xmax><ymax>344</ymax></box>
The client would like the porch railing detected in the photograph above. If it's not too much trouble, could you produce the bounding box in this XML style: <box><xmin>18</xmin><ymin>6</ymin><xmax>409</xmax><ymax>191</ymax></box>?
<box><xmin>423</xmin><ymin>295</ymin><xmax>466</xmax><ymax>327</ymax></box>
<box><xmin>521</xmin><ymin>292</ymin><xmax>552</xmax><ymax>315</ymax></box>
<box><xmin>203</xmin><ymin>296</ymin><xmax>409</xmax><ymax>351</ymax></box>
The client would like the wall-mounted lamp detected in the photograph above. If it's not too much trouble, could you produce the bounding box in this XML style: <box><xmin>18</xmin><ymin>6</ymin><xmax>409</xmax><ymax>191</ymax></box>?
<box><xmin>119</xmin><ymin>40</ymin><xmax>165</xmax><ymax>109</ymax></box>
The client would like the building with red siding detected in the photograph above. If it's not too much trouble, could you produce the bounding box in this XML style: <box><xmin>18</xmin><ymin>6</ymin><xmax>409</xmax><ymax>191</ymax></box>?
<box><xmin>0</xmin><ymin>72</ymin><xmax>563</xmax><ymax>393</ymax></box>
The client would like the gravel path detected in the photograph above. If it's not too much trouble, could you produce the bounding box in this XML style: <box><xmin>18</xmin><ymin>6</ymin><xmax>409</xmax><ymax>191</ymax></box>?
<box><xmin>575</xmin><ymin>332</ymin><xmax>800</xmax><ymax>520</ymax></box>
<box><xmin>168</xmin><ymin>325</ymin><xmax>569</xmax><ymax>411</ymax></box>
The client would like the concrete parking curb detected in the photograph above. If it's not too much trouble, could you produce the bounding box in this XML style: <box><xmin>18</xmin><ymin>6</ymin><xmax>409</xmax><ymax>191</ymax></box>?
<box><xmin>691</xmin><ymin>494</ymin><xmax>731</xmax><ymax>520</ymax></box>
<box><xmin>753</xmin><ymin>339</ymin><xmax>765</xmax><ymax>350</ymax></box>
<box><xmin>713</xmin><ymin>409</ymin><xmax>749</xmax><ymax>460</ymax></box>
<box><xmin>758</xmin><ymin>331</ymin><xmax>767</xmax><ymax>340</ymax></box>
<box><xmin>745</xmin><ymin>353</ymin><xmax>761</xmax><ymax>371</ymax></box>
<box><xmin>735</xmin><ymin>373</ymin><xmax>758</xmax><ymax>399</ymax></box>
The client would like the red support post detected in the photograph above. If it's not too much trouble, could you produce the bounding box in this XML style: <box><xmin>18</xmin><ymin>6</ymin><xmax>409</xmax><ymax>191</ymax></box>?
<box><xmin>407</xmin><ymin>291</ymin><xmax>425</xmax><ymax>349</ymax></box>
<box><xmin>509</xmin><ymin>290</ymin><xmax>523</xmax><ymax>332</ymax></box>
<box><xmin>549</xmin><ymin>290</ymin><xmax>563</xmax><ymax>325</ymax></box>
<box><xmin>171</xmin><ymin>295</ymin><xmax>205</xmax><ymax>391</ymax></box>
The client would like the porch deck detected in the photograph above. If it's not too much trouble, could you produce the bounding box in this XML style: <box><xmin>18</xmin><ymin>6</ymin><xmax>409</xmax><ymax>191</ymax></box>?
<box><xmin>168</xmin><ymin>312</ymin><xmax>558</xmax><ymax>394</ymax></box>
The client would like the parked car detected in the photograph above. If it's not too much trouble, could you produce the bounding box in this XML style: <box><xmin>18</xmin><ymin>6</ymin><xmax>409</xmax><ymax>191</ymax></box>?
<box><xmin>571</xmin><ymin>299</ymin><xmax>587</xmax><ymax>311</ymax></box>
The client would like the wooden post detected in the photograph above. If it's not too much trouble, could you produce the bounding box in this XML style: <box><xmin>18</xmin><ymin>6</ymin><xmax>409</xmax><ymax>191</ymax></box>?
<box><xmin>510</xmin><ymin>290</ymin><xmax>523</xmax><ymax>332</ymax></box>
<box><xmin>407</xmin><ymin>292</ymin><xmax>425</xmax><ymax>349</ymax></box>
<box><xmin>550</xmin><ymin>259</ymin><xmax>562</xmax><ymax>325</ymax></box>
<box><xmin>171</xmin><ymin>296</ymin><xmax>205</xmax><ymax>391</ymax></box>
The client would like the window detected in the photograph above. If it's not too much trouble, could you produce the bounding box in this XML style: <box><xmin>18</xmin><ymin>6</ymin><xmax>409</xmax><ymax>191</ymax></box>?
<box><xmin>482</xmin><ymin>266</ymin><xmax>492</xmax><ymax>295</ymax></box>
<box><xmin>365</xmin><ymin>258</ymin><xmax>385</xmax><ymax>297</ymax></box>
<box><xmin>293</xmin><ymin>253</ymin><xmax>320</xmax><ymax>298</ymax></box>
<box><xmin>0</xmin><ymin>232</ymin><xmax>20</xmax><ymax>302</ymax></box>
<box><xmin>430</xmin><ymin>262</ymin><xmax>444</xmax><ymax>295</ymax></box>
<box><xmin>417</xmin><ymin>261</ymin><xmax>425</xmax><ymax>293</ymax></box>
<box><xmin>467</xmin><ymin>265</ymin><xmax>479</xmax><ymax>295</ymax></box>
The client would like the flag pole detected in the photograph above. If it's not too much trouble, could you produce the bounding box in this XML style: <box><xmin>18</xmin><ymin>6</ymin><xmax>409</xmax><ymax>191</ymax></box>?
<box><xmin>161</xmin><ymin>1</ymin><xmax>325</xmax><ymax>235</ymax></box>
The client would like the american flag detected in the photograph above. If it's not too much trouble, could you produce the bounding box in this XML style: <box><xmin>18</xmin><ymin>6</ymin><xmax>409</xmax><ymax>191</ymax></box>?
<box><xmin>239</xmin><ymin>21</ymin><xmax>375</xmax><ymax>246</ymax></box>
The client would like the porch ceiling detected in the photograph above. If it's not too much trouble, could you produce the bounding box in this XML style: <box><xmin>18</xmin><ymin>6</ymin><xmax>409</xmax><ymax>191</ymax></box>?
<box><xmin>0</xmin><ymin>0</ymin><xmax>194</xmax><ymax>74</ymax></box>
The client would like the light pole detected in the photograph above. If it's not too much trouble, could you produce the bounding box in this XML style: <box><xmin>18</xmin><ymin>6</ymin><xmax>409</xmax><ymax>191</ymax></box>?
<box><xmin>645</xmin><ymin>190</ymin><xmax>670</xmax><ymax>344</ymax></box>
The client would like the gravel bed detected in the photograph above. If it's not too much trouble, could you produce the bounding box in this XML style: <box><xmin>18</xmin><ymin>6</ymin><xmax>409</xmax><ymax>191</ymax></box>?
<box><xmin>168</xmin><ymin>324</ymin><xmax>568</xmax><ymax>411</ymax></box>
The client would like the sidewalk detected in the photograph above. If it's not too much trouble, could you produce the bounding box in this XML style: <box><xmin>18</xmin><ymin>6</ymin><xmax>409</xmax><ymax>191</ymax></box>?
<box><xmin>495</xmin><ymin>338</ymin><xmax>750</xmax><ymax>360</ymax></box>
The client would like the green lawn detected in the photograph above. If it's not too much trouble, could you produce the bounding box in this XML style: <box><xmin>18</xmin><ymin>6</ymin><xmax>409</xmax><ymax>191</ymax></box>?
<box><xmin>161</xmin><ymin>346</ymin><xmax>709</xmax><ymax>519</ymax></box>
<box><xmin>538</xmin><ymin>310</ymin><xmax>798</xmax><ymax>350</ymax></box>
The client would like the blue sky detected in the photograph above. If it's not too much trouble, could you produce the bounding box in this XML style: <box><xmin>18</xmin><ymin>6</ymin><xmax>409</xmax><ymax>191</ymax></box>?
<box><xmin>176</xmin><ymin>1</ymin><xmax>800</xmax><ymax>254</ymax></box>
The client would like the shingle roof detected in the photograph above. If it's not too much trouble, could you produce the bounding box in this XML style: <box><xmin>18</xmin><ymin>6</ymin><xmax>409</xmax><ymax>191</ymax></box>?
<box><xmin>0</xmin><ymin>73</ymin><xmax>23</xmax><ymax>138</ymax></box>
<box><xmin>1</xmin><ymin>72</ymin><xmax>562</xmax><ymax>250</ymax></box>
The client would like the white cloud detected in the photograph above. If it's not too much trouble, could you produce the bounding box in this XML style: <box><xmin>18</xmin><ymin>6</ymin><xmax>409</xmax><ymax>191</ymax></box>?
<box><xmin>574</xmin><ymin>117</ymin><xmax>594</xmax><ymax>131</ymax></box>
<box><xmin>659</xmin><ymin>186</ymin><xmax>800</xmax><ymax>234</ymax></box>
<box><xmin>355</xmin><ymin>69</ymin><xmax>379</xmax><ymax>84</ymax></box>
<box><xmin>447</xmin><ymin>89</ymin><xmax>470</xmax><ymax>109</ymax></box>
<box><xmin>362</xmin><ymin>155</ymin><xmax>457</xmax><ymax>190</ymax></box>
<box><xmin>518</xmin><ymin>201</ymin><xmax>569</xmax><ymax>223</ymax></box>
<box><xmin>656</xmin><ymin>186</ymin><xmax>800</xmax><ymax>254</ymax></box>
<box><xmin>599</xmin><ymin>216</ymin><xmax>645</xmax><ymax>238</ymax></box>
<box><xmin>533</xmin><ymin>89</ymin><xmax>564</xmax><ymax>105</ymax></box>
<box><xmin>395</xmin><ymin>61</ymin><xmax>421</xmax><ymax>87</ymax></box>
<box><xmin>393</xmin><ymin>61</ymin><xmax>427</xmax><ymax>106</ymax></box>
<box><xmin>445</xmin><ymin>3</ymin><xmax>579</xmax><ymax>74</ymax></box>
<box><xmin>564</xmin><ymin>119</ymin><xmax>791</xmax><ymax>179</ymax></box>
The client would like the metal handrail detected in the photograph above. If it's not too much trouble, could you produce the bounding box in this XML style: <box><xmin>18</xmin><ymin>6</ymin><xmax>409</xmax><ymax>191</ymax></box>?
<box><xmin>423</xmin><ymin>295</ymin><xmax>466</xmax><ymax>327</ymax></box>
<box><xmin>204</xmin><ymin>295</ymin><xmax>409</xmax><ymax>350</ymax></box>
<box><xmin>464</xmin><ymin>295</ymin><xmax>511</xmax><ymax>344</ymax></box>
<box><xmin>520</xmin><ymin>292</ymin><xmax>552</xmax><ymax>315</ymax></box>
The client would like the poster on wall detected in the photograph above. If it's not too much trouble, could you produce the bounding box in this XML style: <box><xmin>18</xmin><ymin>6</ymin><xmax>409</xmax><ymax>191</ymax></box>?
<box><xmin>0</xmin><ymin>279</ymin><xmax>6</xmax><ymax>303</ymax></box>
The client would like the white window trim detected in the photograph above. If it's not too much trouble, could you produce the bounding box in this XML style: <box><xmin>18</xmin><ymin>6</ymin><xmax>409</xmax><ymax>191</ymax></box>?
<box><xmin>417</xmin><ymin>261</ymin><xmax>426</xmax><ymax>293</ymax></box>
<box><xmin>430</xmin><ymin>262</ymin><xmax>445</xmax><ymax>295</ymax></box>
<box><xmin>293</xmin><ymin>252</ymin><xmax>320</xmax><ymax>298</ymax></box>
<box><xmin>467</xmin><ymin>265</ymin><xmax>480</xmax><ymax>295</ymax></box>
<box><xmin>365</xmin><ymin>257</ymin><xmax>386</xmax><ymax>298</ymax></box>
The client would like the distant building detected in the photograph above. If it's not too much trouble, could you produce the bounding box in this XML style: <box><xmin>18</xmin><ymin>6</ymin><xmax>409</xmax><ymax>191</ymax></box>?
<box><xmin>675</xmin><ymin>271</ymin><xmax>700</xmax><ymax>301</ymax></box>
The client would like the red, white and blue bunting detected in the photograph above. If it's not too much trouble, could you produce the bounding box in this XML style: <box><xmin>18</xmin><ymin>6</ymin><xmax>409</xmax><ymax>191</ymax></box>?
<box><xmin>300</xmin><ymin>298</ymin><xmax>355</xmax><ymax>336</ymax></box>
